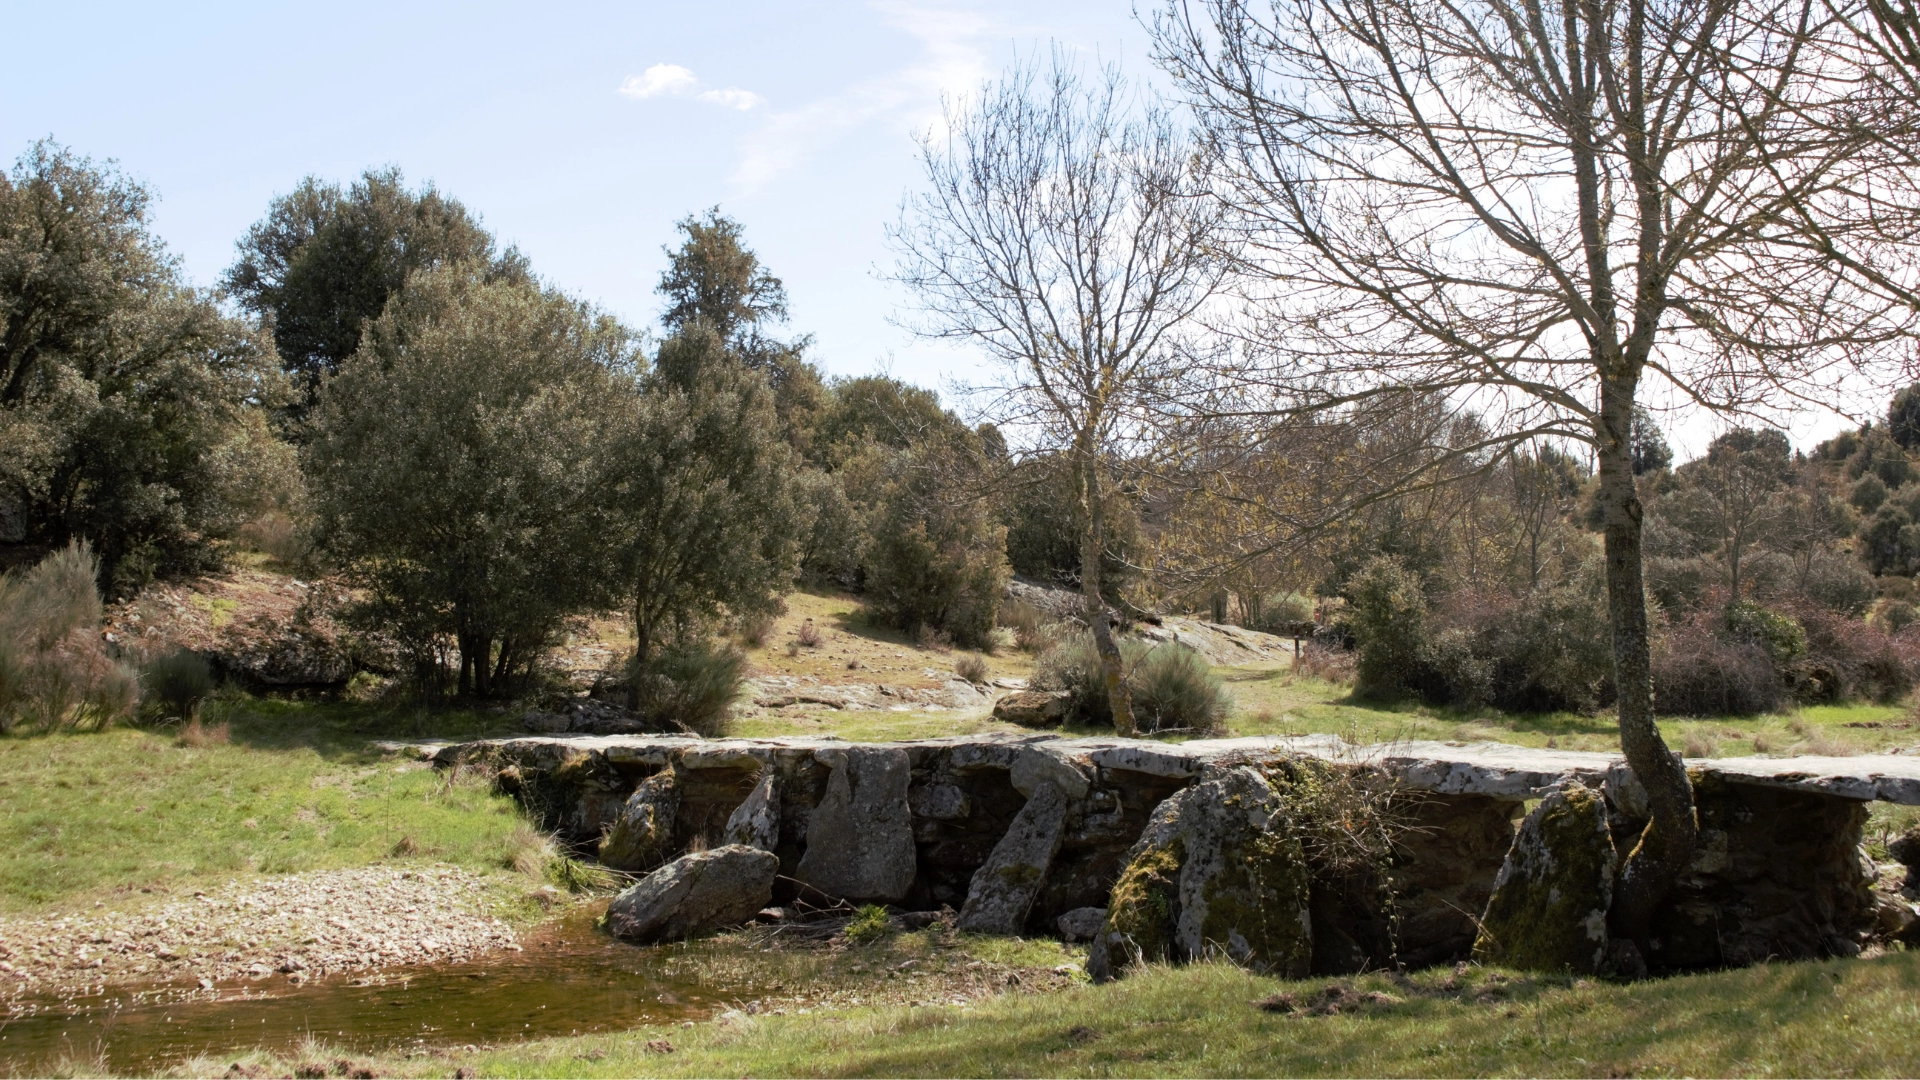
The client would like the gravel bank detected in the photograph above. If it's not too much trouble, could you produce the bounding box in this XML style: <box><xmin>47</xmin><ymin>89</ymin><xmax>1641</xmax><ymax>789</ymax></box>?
<box><xmin>0</xmin><ymin>865</ymin><xmax>518</xmax><ymax>1002</ymax></box>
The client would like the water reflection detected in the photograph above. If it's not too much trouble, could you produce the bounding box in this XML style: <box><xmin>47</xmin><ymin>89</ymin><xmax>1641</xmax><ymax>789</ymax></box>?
<box><xmin>0</xmin><ymin>914</ymin><xmax>729</xmax><ymax>1074</ymax></box>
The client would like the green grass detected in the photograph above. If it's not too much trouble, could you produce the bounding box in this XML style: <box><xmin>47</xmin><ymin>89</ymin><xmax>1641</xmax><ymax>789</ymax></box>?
<box><xmin>171</xmin><ymin>949</ymin><xmax>1920</xmax><ymax>1078</ymax></box>
<box><xmin>1219</xmin><ymin>662</ymin><xmax>1920</xmax><ymax>757</ymax></box>
<box><xmin>0</xmin><ymin>691</ymin><xmax>529</xmax><ymax>914</ymax></box>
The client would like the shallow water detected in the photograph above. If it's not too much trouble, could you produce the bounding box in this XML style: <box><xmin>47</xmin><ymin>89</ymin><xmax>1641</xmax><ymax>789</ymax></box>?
<box><xmin>0</xmin><ymin>914</ymin><xmax>735</xmax><ymax>1075</ymax></box>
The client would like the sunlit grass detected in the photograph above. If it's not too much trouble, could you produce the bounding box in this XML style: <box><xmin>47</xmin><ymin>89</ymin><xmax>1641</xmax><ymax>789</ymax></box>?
<box><xmin>0</xmin><ymin>693</ymin><xmax>529</xmax><ymax>915</ymax></box>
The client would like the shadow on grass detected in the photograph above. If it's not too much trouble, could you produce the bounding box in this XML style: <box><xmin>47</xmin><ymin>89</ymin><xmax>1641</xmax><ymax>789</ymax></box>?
<box><xmin>210</xmin><ymin>693</ymin><xmax>522</xmax><ymax>762</ymax></box>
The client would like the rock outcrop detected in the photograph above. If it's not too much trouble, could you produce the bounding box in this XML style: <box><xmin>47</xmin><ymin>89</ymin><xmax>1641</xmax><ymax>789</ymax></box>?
<box><xmin>1473</xmin><ymin>782</ymin><xmax>1615</xmax><ymax>974</ymax></box>
<box><xmin>992</xmin><ymin>690</ymin><xmax>1069</xmax><ymax>728</ymax></box>
<box><xmin>605</xmin><ymin>846</ymin><xmax>779</xmax><ymax>944</ymax></box>
<box><xmin>794</xmin><ymin>747</ymin><xmax>916</xmax><ymax>902</ymax></box>
<box><xmin>1090</xmin><ymin>765</ymin><xmax>1312</xmax><ymax>981</ymax></box>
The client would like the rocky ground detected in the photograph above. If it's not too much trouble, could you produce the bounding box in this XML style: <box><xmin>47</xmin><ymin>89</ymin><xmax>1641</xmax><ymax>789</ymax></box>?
<box><xmin>0</xmin><ymin>865</ymin><xmax>518</xmax><ymax>1006</ymax></box>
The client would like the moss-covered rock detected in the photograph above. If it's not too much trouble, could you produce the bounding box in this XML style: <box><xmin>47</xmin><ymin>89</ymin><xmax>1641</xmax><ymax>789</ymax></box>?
<box><xmin>1091</xmin><ymin>764</ymin><xmax>1312</xmax><ymax>981</ymax></box>
<box><xmin>599</xmin><ymin>769</ymin><xmax>679</xmax><ymax>872</ymax></box>
<box><xmin>1474</xmin><ymin>781</ymin><xmax>1614</xmax><ymax>974</ymax></box>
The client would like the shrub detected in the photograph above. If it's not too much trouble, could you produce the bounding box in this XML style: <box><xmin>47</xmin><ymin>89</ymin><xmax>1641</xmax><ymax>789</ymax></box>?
<box><xmin>1652</xmin><ymin>613</ymin><xmax>1783</xmax><ymax>716</ymax></box>
<box><xmin>795</xmin><ymin>620</ymin><xmax>822</xmax><ymax>648</ymax></box>
<box><xmin>1346</xmin><ymin>556</ymin><xmax>1429</xmax><ymax>699</ymax></box>
<box><xmin>954</xmin><ymin>652</ymin><xmax>989</xmax><ymax>684</ymax></box>
<box><xmin>1793</xmin><ymin>609</ymin><xmax>1920</xmax><ymax>704</ymax></box>
<box><xmin>855</xmin><ymin>440</ymin><xmax>1011</xmax><ymax>651</ymax></box>
<box><xmin>997</xmin><ymin>599</ymin><xmax>1048</xmax><ymax>652</ymax></box>
<box><xmin>1721</xmin><ymin>601</ymin><xmax>1806</xmax><ymax>665</ymax></box>
<box><xmin>1256</xmin><ymin>592</ymin><xmax>1315</xmax><ymax>633</ymax></box>
<box><xmin>1033</xmin><ymin>632</ymin><xmax>1230</xmax><ymax>734</ymax></box>
<box><xmin>140</xmin><ymin>648</ymin><xmax>215</xmax><ymax>721</ymax></box>
<box><xmin>629</xmin><ymin>640</ymin><xmax>747</xmax><ymax>736</ymax></box>
<box><xmin>1129</xmin><ymin>643</ymin><xmax>1232</xmax><ymax>734</ymax></box>
<box><xmin>0</xmin><ymin>542</ymin><xmax>138</xmax><ymax>734</ymax></box>
<box><xmin>844</xmin><ymin>904</ymin><xmax>893</xmax><ymax>944</ymax></box>
<box><xmin>1295</xmin><ymin>641</ymin><xmax>1356</xmax><ymax>684</ymax></box>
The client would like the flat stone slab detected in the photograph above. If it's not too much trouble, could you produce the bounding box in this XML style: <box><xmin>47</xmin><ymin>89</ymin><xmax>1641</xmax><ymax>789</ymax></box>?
<box><xmin>434</xmin><ymin>733</ymin><xmax>1920</xmax><ymax>804</ymax></box>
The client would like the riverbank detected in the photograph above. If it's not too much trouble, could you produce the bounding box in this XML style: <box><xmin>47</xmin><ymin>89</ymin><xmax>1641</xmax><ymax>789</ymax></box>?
<box><xmin>0</xmin><ymin>865</ymin><xmax>520</xmax><ymax>1003</ymax></box>
<box><xmin>152</xmin><ymin>946</ymin><xmax>1920</xmax><ymax>1078</ymax></box>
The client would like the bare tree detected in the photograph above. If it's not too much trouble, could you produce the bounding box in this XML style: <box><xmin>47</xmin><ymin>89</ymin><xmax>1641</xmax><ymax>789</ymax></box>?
<box><xmin>1155</xmin><ymin>0</ymin><xmax>1913</xmax><ymax>958</ymax></box>
<box><xmin>890</xmin><ymin>51</ymin><xmax>1230</xmax><ymax>735</ymax></box>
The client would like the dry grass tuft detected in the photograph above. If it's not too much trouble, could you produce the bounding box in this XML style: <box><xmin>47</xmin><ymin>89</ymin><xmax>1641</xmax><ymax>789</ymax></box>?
<box><xmin>174</xmin><ymin>717</ymin><xmax>231</xmax><ymax>747</ymax></box>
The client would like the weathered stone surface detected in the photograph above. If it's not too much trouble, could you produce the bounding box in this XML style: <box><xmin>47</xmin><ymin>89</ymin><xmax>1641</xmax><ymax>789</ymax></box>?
<box><xmin>993</xmin><ymin>690</ymin><xmax>1070</xmax><ymax>728</ymax></box>
<box><xmin>795</xmin><ymin>746</ymin><xmax>916</xmax><ymax>901</ymax></box>
<box><xmin>724</xmin><ymin>767</ymin><xmax>781</xmax><ymax>851</ymax></box>
<box><xmin>605</xmin><ymin>846</ymin><xmax>779</xmax><ymax>944</ymax></box>
<box><xmin>521</xmin><ymin>697</ymin><xmax>681</xmax><ymax>736</ymax></box>
<box><xmin>1474</xmin><ymin>782</ymin><xmax>1614</xmax><ymax>974</ymax></box>
<box><xmin>1011</xmin><ymin>746</ymin><xmax>1090</xmax><ymax>799</ymax></box>
<box><xmin>910</xmin><ymin>781</ymin><xmax>970</xmax><ymax>821</ymax></box>
<box><xmin>1092</xmin><ymin>765</ymin><xmax>1311</xmax><ymax>981</ymax></box>
<box><xmin>1645</xmin><ymin>772</ymin><xmax>1877</xmax><ymax>971</ymax></box>
<box><xmin>1385</xmin><ymin>794</ymin><xmax>1524</xmax><ymax>968</ymax></box>
<box><xmin>445</xmin><ymin>731</ymin><xmax>1917</xmax><ymax>806</ymax></box>
<box><xmin>598</xmin><ymin>770</ymin><xmax>679</xmax><ymax>872</ymax></box>
<box><xmin>1136</xmin><ymin>618</ymin><xmax>1299</xmax><ymax>666</ymax></box>
<box><xmin>958</xmin><ymin>780</ymin><xmax>1070</xmax><ymax>934</ymax></box>
<box><xmin>1056</xmin><ymin>906</ymin><xmax>1108</xmax><ymax>942</ymax></box>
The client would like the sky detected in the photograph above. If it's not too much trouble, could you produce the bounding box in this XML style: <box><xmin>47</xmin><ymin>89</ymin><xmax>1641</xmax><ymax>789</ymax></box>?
<box><xmin>0</xmin><ymin>0</ymin><xmax>1879</xmax><ymax>459</ymax></box>
<box><xmin>0</xmin><ymin>0</ymin><xmax>1149</xmax><ymax>394</ymax></box>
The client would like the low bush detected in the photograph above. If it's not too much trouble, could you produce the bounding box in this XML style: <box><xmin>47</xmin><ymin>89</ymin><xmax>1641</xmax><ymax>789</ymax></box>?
<box><xmin>997</xmin><ymin>599</ymin><xmax>1048</xmax><ymax>652</ymax></box>
<box><xmin>954</xmin><ymin>652</ymin><xmax>989</xmax><ymax>684</ymax></box>
<box><xmin>1652</xmin><ymin>612</ymin><xmax>1784</xmax><ymax>717</ymax></box>
<box><xmin>0</xmin><ymin>542</ymin><xmax>138</xmax><ymax>734</ymax></box>
<box><xmin>628</xmin><ymin>640</ymin><xmax>747</xmax><ymax>737</ymax></box>
<box><xmin>1792</xmin><ymin>608</ymin><xmax>1920</xmax><ymax>704</ymax></box>
<box><xmin>1033</xmin><ymin>632</ymin><xmax>1230</xmax><ymax>734</ymax></box>
<box><xmin>1294</xmin><ymin>641</ymin><xmax>1356</xmax><ymax>684</ymax></box>
<box><xmin>141</xmin><ymin>648</ymin><xmax>215</xmax><ymax>721</ymax></box>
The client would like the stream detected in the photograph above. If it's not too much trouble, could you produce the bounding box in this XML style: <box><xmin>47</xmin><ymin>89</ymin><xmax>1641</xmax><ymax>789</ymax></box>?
<box><xmin>0</xmin><ymin>914</ymin><xmax>738</xmax><ymax>1075</ymax></box>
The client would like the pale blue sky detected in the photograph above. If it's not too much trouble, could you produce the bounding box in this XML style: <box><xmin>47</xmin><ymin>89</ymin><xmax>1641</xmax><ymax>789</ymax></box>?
<box><xmin>0</xmin><ymin>0</ymin><xmax>1872</xmax><ymax>454</ymax></box>
<box><xmin>0</xmin><ymin>0</ymin><xmax>1148</xmax><ymax>391</ymax></box>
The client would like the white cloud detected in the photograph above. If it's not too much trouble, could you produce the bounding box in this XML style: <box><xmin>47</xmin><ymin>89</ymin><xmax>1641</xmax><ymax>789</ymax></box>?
<box><xmin>728</xmin><ymin>0</ymin><xmax>1000</xmax><ymax>194</ymax></box>
<box><xmin>698</xmin><ymin>87</ymin><xmax>766</xmax><ymax>111</ymax></box>
<box><xmin>618</xmin><ymin>63</ymin><xmax>762</xmax><ymax>110</ymax></box>
<box><xmin>619</xmin><ymin>63</ymin><xmax>699</xmax><ymax>99</ymax></box>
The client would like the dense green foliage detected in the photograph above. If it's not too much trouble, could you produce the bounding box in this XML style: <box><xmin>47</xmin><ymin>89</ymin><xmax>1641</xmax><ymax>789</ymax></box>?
<box><xmin>307</xmin><ymin>268</ymin><xmax>633</xmax><ymax>695</ymax></box>
<box><xmin>225</xmin><ymin>167</ymin><xmax>526</xmax><ymax>409</ymax></box>
<box><xmin>0</xmin><ymin>143</ymin><xmax>296</xmax><ymax>592</ymax></box>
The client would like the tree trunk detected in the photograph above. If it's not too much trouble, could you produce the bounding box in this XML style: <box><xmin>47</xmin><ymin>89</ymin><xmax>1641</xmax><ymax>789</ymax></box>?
<box><xmin>1596</xmin><ymin>374</ymin><xmax>1697</xmax><ymax>958</ymax></box>
<box><xmin>629</xmin><ymin>609</ymin><xmax>653</xmax><ymax>714</ymax></box>
<box><xmin>1079</xmin><ymin>448</ymin><xmax>1134</xmax><ymax>736</ymax></box>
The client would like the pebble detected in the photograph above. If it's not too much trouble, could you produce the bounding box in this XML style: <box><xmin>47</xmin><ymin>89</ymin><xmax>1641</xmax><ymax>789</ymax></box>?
<box><xmin>0</xmin><ymin>865</ymin><xmax>517</xmax><ymax>1001</ymax></box>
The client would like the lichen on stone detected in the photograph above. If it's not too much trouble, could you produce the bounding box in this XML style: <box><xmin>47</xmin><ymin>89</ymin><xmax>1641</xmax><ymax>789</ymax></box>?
<box><xmin>1474</xmin><ymin>780</ymin><xmax>1614</xmax><ymax>974</ymax></box>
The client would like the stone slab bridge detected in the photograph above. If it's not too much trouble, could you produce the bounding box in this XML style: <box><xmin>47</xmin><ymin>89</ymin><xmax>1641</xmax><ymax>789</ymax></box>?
<box><xmin>429</xmin><ymin>732</ymin><xmax>1920</xmax><ymax>977</ymax></box>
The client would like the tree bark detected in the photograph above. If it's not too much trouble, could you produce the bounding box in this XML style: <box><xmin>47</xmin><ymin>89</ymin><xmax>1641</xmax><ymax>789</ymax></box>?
<box><xmin>1079</xmin><ymin>448</ymin><xmax>1135</xmax><ymax>736</ymax></box>
<box><xmin>1596</xmin><ymin>374</ymin><xmax>1697</xmax><ymax>954</ymax></box>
